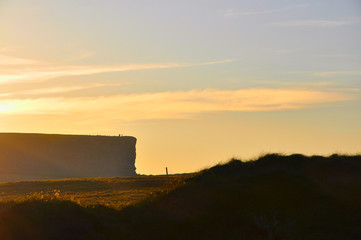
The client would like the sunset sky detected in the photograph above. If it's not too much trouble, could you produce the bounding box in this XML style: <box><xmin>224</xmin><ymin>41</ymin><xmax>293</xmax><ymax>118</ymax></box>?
<box><xmin>1</xmin><ymin>0</ymin><xmax>360</xmax><ymax>174</ymax></box>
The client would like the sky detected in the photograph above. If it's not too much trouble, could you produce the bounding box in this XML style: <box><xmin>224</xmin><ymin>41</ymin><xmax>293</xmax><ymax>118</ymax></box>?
<box><xmin>0</xmin><ymin>0</ymin><xmax>360</xmax><ymax>174</ymax></box>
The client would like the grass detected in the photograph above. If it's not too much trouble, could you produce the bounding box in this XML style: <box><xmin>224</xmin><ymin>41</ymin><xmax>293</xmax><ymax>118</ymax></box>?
<box><xmin>0</xmin><ymin>153</ymin><xmax>360</xmax><ymax>240</ymax></box>
<box><xmin>0</xmin><ymin>175</ymin><xmax>188</xmax><ymax>209</ymax></box>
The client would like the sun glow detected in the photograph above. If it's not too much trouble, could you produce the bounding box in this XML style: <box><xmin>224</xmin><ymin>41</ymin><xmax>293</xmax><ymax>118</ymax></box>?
<box><xmin>0</xmin><ymin>103</ymin><xmax>13</xmax><ymax>113</ymax></box>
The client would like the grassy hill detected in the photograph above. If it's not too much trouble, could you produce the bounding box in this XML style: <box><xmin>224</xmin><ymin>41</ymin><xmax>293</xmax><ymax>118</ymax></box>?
<box><xmin>0</xmin><ymin>154</ymin><xmax>360</xmax><ymax>240</ymax></box>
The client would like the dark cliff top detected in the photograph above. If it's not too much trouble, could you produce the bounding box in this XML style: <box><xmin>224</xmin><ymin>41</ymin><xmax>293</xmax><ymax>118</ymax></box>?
<box><xmin>0</xmin><ymin>132</ymin><xmax>136</xmax><ymax>141</ymax></box>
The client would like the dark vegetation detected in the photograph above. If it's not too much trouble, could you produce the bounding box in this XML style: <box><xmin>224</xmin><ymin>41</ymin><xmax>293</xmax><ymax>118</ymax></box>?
<box><xmin>0</xmin><ymin>153</ymin><xmax>360</xmax><ymax>240</ymax></box>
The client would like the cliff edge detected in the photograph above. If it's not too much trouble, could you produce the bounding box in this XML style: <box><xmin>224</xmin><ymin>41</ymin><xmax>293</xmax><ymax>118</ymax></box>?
<box><xmin>0</xmin><ymin>133</ymin><xmax>137</xmax><ymax>181</ymax></box>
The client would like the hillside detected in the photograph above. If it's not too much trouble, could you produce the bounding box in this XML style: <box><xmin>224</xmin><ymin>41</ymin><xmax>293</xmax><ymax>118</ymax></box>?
<box><xmin>0</xmin><ymin>133</ymin><xmax>137</xmax><ymax>181</ymax></box>
<box><xmin>0</xmin><ymin>154</ymin><xmax>360</xmax><ymax>240</ymax></box>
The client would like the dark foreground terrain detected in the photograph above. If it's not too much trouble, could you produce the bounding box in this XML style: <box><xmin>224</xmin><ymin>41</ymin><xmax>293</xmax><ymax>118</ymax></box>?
<box><xmin>0</xmin><ymin>154</ymin><xmax>360</xmax><ymax>240</ymax></box>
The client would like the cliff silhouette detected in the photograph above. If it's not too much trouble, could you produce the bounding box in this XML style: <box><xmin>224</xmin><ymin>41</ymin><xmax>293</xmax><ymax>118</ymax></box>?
<box><xmin>0</xmin><ymin>133</ymin><xmax>137</xmax><ymax>181</ymax></box>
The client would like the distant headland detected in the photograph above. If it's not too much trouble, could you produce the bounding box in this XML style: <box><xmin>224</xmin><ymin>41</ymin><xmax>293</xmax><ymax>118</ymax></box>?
<box><xmin>0</xmin><ymin>133</ymin><xmax>137</xmax><ymax>182</ymax></box>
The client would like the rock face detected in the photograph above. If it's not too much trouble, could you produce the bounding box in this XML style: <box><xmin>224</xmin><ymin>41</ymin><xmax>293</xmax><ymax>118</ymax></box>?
<box><xmin>0</xmin><ymin>133</ymin><xmax>137</xmax><ymax>182</ymax></box>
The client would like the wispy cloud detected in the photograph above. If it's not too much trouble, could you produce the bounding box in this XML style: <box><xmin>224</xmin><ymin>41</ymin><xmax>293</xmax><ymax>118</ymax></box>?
<box><xmin>251</xmin><ymin>80</ymin><xmax>336</xmax><ymax>88</ymax></box>
<box><xmin>314</xmin><ymin>71</ymin><xmax>361</xmax><ymax>77</ymax></box>
<box><xmin>0</xmin><ymin>88</ymin><xmax>350</xmax><ymax>121</ymax></box>
<box><xmin>193</xmin><ymin>59</ymin><xmax>236</xmax><ymax>66</ymax></box>
<box><xmin>74</xmin><ymin>50</ymin><xmax>96</xmax><ymax>60</ymax></box>
<box><xmin>223</xmin><ymin>4</ymin><xmax>309</xmax><ymax>17</ymax></box>
<box><xmin>0</xmin><ymin>46</ymin><xmax>23</xmax><ymax>54</ymax></box>
<box><xmin>270</xmin><ymin>18</ymin><xmax>361</xmax><ymax>27</ymax></box>
<box><xmin>0</xmin><ymin>93</ymin><xmax>11</xmax><ymax>98</ymax></box>
<box><xmin>0</xmin><ymin>83</ymin><xmax>128</xmax><ymax>99</ymax></box>
<box><xmin>0</xmin><ymin>59</ymin><xmax>235</xmax><ymax>85</ymax></box>
<box><xmin>0</xmin><ymin>63</ymin><xmax>180</xmax><ymax>84</ymax></box>
<box><xmin>0</xmin><ymin>55</ymin><xmax>42</xmax><ymax>65</ymax></box>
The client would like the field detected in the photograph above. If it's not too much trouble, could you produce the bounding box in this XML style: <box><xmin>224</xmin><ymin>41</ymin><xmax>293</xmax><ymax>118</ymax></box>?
<box><xmin>0</xmin><ymin>175</ymin><xmax>185</xmax><ymax>209</ymax></box>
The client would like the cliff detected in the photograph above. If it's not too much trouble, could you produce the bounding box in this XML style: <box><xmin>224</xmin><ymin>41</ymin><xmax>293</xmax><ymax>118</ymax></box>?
<box><xmin>0</xmin><ymin>133</ymin><xmax>137</xmax><ymax>181</ymax></box>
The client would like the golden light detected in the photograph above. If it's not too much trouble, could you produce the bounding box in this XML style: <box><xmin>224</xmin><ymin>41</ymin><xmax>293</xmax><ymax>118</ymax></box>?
<box><xmin>0</xmin><ymin>101</ymin><xmax>15</xmax><ymax>113</ymax></box>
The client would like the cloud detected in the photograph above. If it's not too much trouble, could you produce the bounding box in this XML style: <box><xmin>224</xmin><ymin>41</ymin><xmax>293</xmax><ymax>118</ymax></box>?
<box><xmin>74</xmin><ymin>50</ymin><xmax>96</xmax><ymax>60</ymax></box>
<box><xmin>270</xmin><ymin>19</ymin><xmax>361</xmax><ymax>27</ymax></box>
<box><xmin>0</xmin><ymin>83</ymin><xmax>128</xmax><ymax>98</ymax></box>
<box><xmin>223</xmin><ymin>4</ymin><xmax>309</xmax><ymax>17</ymax></box>
<box><xmin>0</xmin><ymin>55</ymin><xmax>41</xmax><ymax>65</ymax></box>
<box><xmin>193</xmin><ymin>59</ymin><xmax>236</xmax><ymax>66</ymax></box>
<box><xmin>0</xmin><ymin>63</ymin><xmax>180</xmax><ymax>84</ymax></box>
<box><xmin>251</xmin><ymin>80</ymin><xmax>336</xmax><ymax>88</ymax></box>
<box><xmin>0</xmin><ymin>93</ymin><xmax>11</xmax><ymax>98</ymax></box>
<box><xmin>0</xmin><ymin>88</ymin><xmax>350</xmax><ymax>122</ymax></box>
<box><xmin>314</xmin><ymin>71</ymin><xmax>361</xmax><ymax>77</ymax></box>
<box><xmin>0</xmin><ymin>59</ymin><xmax>235</xmax><ymax>85</ymax></box>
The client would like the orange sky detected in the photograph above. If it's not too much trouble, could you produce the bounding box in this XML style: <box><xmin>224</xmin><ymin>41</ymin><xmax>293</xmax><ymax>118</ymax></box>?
<box><xmin>1</xmin><ymin>0</ymin><xmax>360</xmax><ymax>174</ymax></box>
